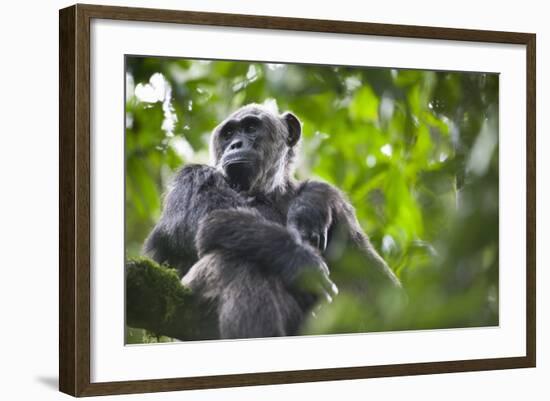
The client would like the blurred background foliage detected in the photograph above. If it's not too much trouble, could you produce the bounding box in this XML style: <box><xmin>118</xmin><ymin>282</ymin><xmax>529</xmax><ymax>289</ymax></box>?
<box><xmin>125</xmin><ymin>56</ymin><xmax>498</xmax><ymax>343</ymax></box>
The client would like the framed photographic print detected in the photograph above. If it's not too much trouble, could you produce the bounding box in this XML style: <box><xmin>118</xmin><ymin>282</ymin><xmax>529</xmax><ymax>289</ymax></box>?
<box><xmin>59</xmin><ymin>3</ymin><xmax>536</xmax><ymax>397</ymax></box>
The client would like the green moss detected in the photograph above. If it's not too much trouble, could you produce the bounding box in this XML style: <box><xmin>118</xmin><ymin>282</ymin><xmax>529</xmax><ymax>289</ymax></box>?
<box><xmin>125</xmin><ymin>257</ymin><xmax>217</xmax><ymax>341</ymax></box>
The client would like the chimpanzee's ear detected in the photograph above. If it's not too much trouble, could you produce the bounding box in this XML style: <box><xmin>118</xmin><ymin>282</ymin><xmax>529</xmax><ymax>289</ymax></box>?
<box><xmin>282</xmin><ymin>112</ymin><xmax>302</xmax><ymax>147</ymax></box>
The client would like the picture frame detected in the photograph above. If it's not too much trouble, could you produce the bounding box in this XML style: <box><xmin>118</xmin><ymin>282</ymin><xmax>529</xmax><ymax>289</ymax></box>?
<box><xmin>59</xmin><ymin>3</ymin><xmax>536</xmax><ymax>397</ymax></box>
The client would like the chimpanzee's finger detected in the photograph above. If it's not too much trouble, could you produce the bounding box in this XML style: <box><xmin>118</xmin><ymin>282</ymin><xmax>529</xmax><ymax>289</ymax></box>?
<box><xmin>309</xmin><ymin>232</ymin><xmax>320</xmax><ymax>249</ymax></box>
<box><xmin>320</xmin><ymin>228</ymin><xmax>328</xmax><ymax>252</ymax></box>
<box><xmin>315</xmin><ymin>282</ymin><xmax>333</xmax><ymax>304</ymax></box>
<box><xmin>319</xmin><ymin>272</ymin><xmax>338</xmax><ymax>298</ymax></box>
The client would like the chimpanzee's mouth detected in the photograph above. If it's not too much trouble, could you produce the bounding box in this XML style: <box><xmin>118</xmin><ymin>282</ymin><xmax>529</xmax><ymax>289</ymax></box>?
<box><xmin>220</xmin><ymin>150</ymin><xmax>259</xmax><ymax>191</ymax></box>
<box><xmin>223</xmin><ymin>159</ymin><xmax>253</xmax><ymax>167</ymax></box>
<box><xmin>222</xmin><ymin>149</ymin><xmax>257</xmax><ymax>168</ymax></box>
<box><xmin>223</xmin><ymin>161</ymin><xmax>257</xmax><ymax>192</ymax></box>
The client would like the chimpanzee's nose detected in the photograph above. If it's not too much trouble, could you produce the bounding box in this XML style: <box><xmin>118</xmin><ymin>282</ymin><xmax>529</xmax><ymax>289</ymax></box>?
<box><xmin>229</xmin><ymin>139</ymin><xmax>243</xmax><ymax>150</ymax></box>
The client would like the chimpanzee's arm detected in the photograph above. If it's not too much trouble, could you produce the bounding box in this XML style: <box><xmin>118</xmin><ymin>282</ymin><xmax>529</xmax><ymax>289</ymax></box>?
<box><xmin>143</xmin><ymin>164</ymin><xmax>246</xmax><ymax>274</ymax></box>
<box><xmin>287</xmin><ymin>181</ymin><xmax>401</xmax><ymax>290</ymax></box>
<box><xmin>195</xmin><ymin>208</ymin><xmax>337</xmax><ymax>300</ymax></box>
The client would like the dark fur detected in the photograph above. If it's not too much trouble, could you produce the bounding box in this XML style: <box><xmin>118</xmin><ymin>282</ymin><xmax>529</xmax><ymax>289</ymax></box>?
<box><xmin>144</xmin><ymin>103</ymin><xmax>400</xmax><ymax>339</ymax></box>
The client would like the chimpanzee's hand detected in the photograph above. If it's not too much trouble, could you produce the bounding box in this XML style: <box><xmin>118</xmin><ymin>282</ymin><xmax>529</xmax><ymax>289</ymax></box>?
<box><xmin>287</xmin><ymin>205</ymin><xmax>331</xmax><ymax>252</ymax></box>
<box><xmin>280</xmin><ymin>243</ymin><xmax>338</xmax><ymax>304</ymax></box>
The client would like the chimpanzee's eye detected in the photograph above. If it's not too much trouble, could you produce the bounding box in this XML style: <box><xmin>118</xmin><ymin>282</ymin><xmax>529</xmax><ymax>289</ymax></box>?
<box><xmin>221</xmin><ymin>127</ymin><xmax>234</xmax><ymax>140</ymax></box>
<box><xmin>243</xmin><ymin>117</ymin><xmax>260</xmax><ymax>134</ymax></box>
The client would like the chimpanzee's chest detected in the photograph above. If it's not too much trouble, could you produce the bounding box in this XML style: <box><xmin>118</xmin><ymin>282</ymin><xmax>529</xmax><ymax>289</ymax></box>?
<box><xmin>244</xmin><ymin>194</ymin><xmax>289</xmax><ymax>226</ymax></box>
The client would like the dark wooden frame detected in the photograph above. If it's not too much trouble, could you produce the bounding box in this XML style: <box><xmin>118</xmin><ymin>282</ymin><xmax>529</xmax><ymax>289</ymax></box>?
<box><xmin>59</xmin><ymin>3</ymin><xmax>536</xmax><ymax>397</ymax></box>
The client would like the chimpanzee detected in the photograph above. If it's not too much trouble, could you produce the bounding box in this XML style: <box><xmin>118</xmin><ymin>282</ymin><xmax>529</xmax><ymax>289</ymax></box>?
<box><xmin>143</xmin><ymin>103</ymin><xmax>401</xmax><ymax>339</ymax></box>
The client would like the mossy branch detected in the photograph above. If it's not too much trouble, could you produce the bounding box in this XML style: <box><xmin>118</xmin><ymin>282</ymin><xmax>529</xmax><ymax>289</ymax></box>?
<box><xmin>125</xmin><ymin>257</ymin><xmax>217</xmax><ymax>341</ymax></box>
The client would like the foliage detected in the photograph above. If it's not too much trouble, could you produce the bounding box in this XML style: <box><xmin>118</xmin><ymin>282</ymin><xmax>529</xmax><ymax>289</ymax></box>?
<box><xmin>125</xmin><ymin>56</ymin><xmax>499</xmax><ymax>342</ymax></box>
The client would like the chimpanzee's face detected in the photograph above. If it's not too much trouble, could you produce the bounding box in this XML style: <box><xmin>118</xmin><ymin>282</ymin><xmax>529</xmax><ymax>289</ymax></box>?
<box><xmin>211</xmin><ymin>104</ymin><xmax>301</xmax><ymax>192</ymax></box>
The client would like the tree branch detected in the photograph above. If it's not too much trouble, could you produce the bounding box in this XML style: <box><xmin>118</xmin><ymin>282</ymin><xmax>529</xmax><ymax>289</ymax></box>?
<box><xmin>125</xmin><ymin>257</ymin><xmax>218</xmax><ymax>341</ymax></box>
